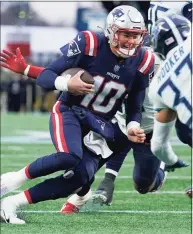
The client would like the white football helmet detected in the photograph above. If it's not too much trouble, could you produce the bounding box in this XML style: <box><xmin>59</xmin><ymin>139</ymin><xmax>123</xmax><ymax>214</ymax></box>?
<box><xmin>105</xmin><ymin>5</ymin><xmax>147</xmax><ymax>58</ymax></box>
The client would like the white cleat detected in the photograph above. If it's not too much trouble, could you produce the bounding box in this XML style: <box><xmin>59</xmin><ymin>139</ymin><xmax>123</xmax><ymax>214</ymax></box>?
<box><xmin>1</xmin><ymin>172</ymin><xmax>21</xmax><ymax>197</ymax></box>
<box><xmin>1</xmin><ymin>196</ymin><xmax>25</xmax><ymax>224</ymax></box>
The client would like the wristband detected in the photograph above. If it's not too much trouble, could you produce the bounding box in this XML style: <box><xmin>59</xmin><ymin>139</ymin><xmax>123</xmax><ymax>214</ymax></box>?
<box><xmin>126</xmin><ymin>121</ymin><xmax>140</xmax><ymax>133</ymax></box>
<box><xmin>54</xmin><ymin>75</ymin><xmax>71</xmax><ymax>91</ymax></box>
<box><xmin>23</xmin><ymin>65</ymin><xmax>30</xmax><ymax>76</ymax></box>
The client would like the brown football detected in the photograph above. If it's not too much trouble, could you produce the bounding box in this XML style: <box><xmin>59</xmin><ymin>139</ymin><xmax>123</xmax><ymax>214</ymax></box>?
<box><xmin>61</xmin><ymin>68</ymin><xmax>94</xmax><ymax>84</ymax></box>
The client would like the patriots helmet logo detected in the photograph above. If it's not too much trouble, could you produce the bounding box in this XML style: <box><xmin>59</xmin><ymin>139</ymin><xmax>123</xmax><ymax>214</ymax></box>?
<box><xmin>112</xmin><ymin>8</ymin><xmax>124</xmax><ymax>21</ymax></box>
<box><xmin>67</xmin><ymin>40</ymin><xmax>81</xmax><ymax>57</ymax></box>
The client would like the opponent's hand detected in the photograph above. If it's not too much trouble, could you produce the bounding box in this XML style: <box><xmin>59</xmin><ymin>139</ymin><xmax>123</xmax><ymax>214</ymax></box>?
<box><xmin>0</xmin><ymin>48</ymin><xmax>27</xmax><ymax>73</ymax></box>
<box><xmin>67</xmin><ymin>70</ymin><xmax>95</xmax><ymax>95</ymax></box>
<box><xmin>127</xmin><ymin>128</ymin><xmax>146</xmax><ymax>143</ymax></box>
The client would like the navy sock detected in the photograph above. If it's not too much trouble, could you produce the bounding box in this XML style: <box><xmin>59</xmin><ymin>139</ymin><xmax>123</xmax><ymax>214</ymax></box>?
<box><xmin>77</xmin><ymin>176</ymin><xmax>94</xmax><ymax>196</ymax></box>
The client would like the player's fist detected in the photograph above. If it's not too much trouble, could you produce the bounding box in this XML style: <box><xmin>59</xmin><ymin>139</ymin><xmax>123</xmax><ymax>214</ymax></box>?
<box><xmin>0</xmin><ymin>48</ymin><xmax>27</xmax><ymax>74</ymax></box>
<box><xmin>67</xmin><ymin>70</ymin><xmax>95</xmax><ymax>95</ymax></box>
<box><xmin>127</xmin><ymin>128</ymin><xmax>146</xmax><ymax>143</ymax></box>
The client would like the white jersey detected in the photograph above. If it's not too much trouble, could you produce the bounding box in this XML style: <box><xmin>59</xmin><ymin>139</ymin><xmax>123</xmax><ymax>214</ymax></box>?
<box><xmin>149</xmin><ymin>36</ymin><xmax>192</xmax><ymax>129</ymax></box>
<box><xmin>148</xmin><ymin>1</ymin><xmax>190</xmax><ymax>34</ymax></box>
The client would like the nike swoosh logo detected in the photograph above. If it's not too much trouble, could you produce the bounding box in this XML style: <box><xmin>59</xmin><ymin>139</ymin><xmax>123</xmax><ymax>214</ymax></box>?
<box><xmin>78</xmin><ymin>36</ymin><xmax>81</xmax><ymax>41</ymax></box>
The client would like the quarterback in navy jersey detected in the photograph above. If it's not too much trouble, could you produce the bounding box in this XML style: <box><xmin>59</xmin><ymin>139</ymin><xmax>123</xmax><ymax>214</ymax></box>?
<box><xmin>0</xmin><ymin>5</ymin><xmax>155</xmax><ymax>224</ymax></box>
<box><xmin>37</xmin><ymin>30</ymin><xmax>154</xmax><ymax>122</ymax></box>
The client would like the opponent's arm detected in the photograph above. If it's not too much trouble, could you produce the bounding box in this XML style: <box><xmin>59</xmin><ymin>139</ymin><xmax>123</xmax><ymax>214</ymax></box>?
<box><xmin>150</xmin><ymin>109</ymin><xmax>179</xmax><ymax>165</ymax></box>
<box><xmin>0</xmin><ymin>48</ymin><xmax>44</xmax><ymax>79</ymax></box>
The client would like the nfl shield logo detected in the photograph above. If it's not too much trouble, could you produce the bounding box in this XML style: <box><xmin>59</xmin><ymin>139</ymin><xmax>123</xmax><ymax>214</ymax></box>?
<box><xmin>114</xmin><ymin>65</ymin><xmax>120</xmax><ymax>73</ymax></box>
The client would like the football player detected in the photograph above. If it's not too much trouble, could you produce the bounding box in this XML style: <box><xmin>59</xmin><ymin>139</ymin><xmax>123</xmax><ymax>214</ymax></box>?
<box><xmin>149</xmin><ymin>14</ymin><xmax>192</xmax><ymax>197</ymax></box>
<box><xmin>0</xmin><ymin>5</ymin><xmax>154</xmax><ymax>224</ymax></box>
<box><xmin>82</xmin><ymin>1</ymin><xmax>192</xmax><ymax>209</ymax></box>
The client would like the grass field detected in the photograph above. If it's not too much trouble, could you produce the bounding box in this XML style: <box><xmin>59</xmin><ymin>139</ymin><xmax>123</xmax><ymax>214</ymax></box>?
<box><xmin>1</xmin><ymin>113</ymin><xmax>192</xmax><ymax>234</ymax></box>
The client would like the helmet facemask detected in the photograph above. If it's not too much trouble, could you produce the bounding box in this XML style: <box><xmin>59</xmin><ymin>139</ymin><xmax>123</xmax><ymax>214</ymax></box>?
<box><xmin>109</xmin><ymin>25</ymin><xmax>147</xmax><ymax>58</ymax></box>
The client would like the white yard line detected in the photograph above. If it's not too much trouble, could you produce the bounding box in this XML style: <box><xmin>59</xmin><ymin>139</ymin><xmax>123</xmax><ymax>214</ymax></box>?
<box><xmin>114</xmin><ymin>190</ymin><xmax>187</xmax><ymax>194</ymax></box>
<box><xmin>103</xmin><ymin>163</ymin><xmax>191</xmax><ymax>168</ymax></box>
<box><xmin>123</xmin><ymin>156</ymin><xmax>191</xmax><ymax>162</ymax></box>
<box><xmin>18</xmin><ymin>210</ymin><xmax>191</xmax><ymax>214</ymax></box>
<box><xmin>1</xmin><ymin>154</ymin><xmax>38</xmax><ymax>158</ymax></box>
<box><xmin>95</xmin><ymin>176</ymin><xmax>191</xmax><ymax>180</ymax></box>
<box><xmin>13</xmin><ymin>190</ymin><xmax>189</xmax><ymax>195</ymax></box>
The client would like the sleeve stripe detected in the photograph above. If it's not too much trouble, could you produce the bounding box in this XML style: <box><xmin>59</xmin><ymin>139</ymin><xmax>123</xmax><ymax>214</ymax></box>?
<box><xmin>83</xmin><ymin>31</ymin><xmax>98</xmax><ymax>56</ymax></box>
<box><xmin>143</xmin><ymin>53</ymin><xmax>155</xmax><ymax>74</ymax></box>
<box><xmin>138</xmin><ymin>50</ymin><xmax>154</xmax><ymax>74</ymax></box>
<box><xmin>138</xmin><ymin>50</ymin><xmax>148</xmax><ymax>71</ymax></box>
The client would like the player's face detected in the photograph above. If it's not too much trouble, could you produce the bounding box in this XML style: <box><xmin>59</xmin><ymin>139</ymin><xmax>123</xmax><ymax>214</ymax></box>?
<box><xmin>118</xmin><ymin>31</ymin><xmax>142</xmax><ymax>50</ymax></box>
<box><xmin>110</xmin><ymin>30</ymin><xmax>143</xmax><ymax>58</ymax></box>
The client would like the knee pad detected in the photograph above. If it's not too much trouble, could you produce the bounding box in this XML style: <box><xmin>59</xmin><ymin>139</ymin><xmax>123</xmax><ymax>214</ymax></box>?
<box><xmin>134</xmin><ymin>184</ymin><xmax>149</xmax><ymax>194</ymax></box>
<box><xmin>133</xmin><ymin>179</ymin><xmax>154</xmax><ymax>194</ymax></box>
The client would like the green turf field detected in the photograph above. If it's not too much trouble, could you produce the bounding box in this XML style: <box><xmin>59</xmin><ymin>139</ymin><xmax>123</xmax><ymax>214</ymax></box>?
<box><xmin>1</xmin><ymin>113</ymin><xmax>192</xmax><ymax>234</ymax></box>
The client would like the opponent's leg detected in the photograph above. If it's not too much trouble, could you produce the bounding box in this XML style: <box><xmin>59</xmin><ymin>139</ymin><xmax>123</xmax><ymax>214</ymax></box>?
<box><xmin>93</xmin><ymin>150</ymin><xmax>128</xmax><ymax>206</ymax></box>
<box><xmin>93</xmin><ymin>122</ymin><xmax>131</xmax><ymax>205</ymax></box>
<box><xmin>132</xmin><ymin>132</ymin><xmax>166</xmax><ymax>194</ymax></box>
<box><xmin>175</xmin><ymin>117</ymin><xmax>192</xmax><ymax>147</ymax></box>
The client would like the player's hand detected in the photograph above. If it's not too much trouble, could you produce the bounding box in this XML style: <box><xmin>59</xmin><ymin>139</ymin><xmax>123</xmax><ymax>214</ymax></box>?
<box><xmin>127</xmin><ymin>128</ymin><xmax>146</xmax><ymax>143</ymax></box>
<box><xmin>0</xmin><ymin>47</ymin><xmax>27</xmax><ymax>73</ymax></box>
<box><xmin>67</xmin><ymin>70</ymin><xmax>95</xmax><ymax>95</ymax></box>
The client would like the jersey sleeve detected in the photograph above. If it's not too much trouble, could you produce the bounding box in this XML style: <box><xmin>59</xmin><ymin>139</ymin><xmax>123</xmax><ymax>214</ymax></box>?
<box><xmin>124</xmin><ymin>48</ymin><xmax>155</xmax><ymax>126</ymax></box>
<box><xmin>125</xmin><ymin>88</ymin><xmax>146</xmax><ymax>126</ymax></box>
<box><xmin>60</xmin><ymin>30</ymin><xmax>98</xmax><ymax>57</ymax></box>
<box><xmin>138</xmin><ymin>47</ymin><xmax>155</xmax><ymax>76</ymax></box>
<box><xmin>36</xmin><ymin>31</ymin><xmax>99</xmax><ymax>90</ymax></box>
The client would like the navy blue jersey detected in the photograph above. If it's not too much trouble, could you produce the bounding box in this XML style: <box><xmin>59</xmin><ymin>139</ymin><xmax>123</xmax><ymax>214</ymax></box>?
<box><xmin>37</xmin><ymin>31</ymin><xmax>155</xmax><ymax>123</ymax></box>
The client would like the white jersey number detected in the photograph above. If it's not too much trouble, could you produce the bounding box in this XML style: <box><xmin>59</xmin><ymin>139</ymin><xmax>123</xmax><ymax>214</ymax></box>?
<box><xmin>81</xmin><ymin>75</ymin><xmax>126</xmax><ymax>114</ymax></box>
<box><xmin>158</xmin><ymin>54</ymin><xmax>192</xmax><ymax>126</ymax></box>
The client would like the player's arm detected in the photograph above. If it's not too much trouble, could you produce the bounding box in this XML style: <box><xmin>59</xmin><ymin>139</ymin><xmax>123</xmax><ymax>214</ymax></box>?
<box><xmin>36</xmin><ymin>32</ymin><xmax>94</xmax><ymax>94</ymax></box>
<box><xmin>150</xmin><ymin>108</ymin><xmax>179</xmax><ymax>165</ymax></box>
<box><xmin>126</xmin><ymin>48</ymin><xmax>155</xmax><ymax>143</ymax></box>
<box><xmin>0</xmin><ymin>48</ymin><xmax>44</xmax><ymax>79</ymax></box>
<box><xmin>125</xmin><ymin>88</ymin><xmax>146</xmax><ymax>143</ymax></box>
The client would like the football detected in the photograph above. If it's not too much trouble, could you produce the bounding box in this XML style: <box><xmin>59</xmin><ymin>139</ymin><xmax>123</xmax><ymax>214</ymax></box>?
<box><xmin>61</xmin><ymin>68</ymin><xmax>94</xmax><ymax>84</ymax></box>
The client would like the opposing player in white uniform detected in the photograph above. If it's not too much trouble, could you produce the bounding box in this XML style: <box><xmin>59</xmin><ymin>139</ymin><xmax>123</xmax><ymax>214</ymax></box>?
<box><xmin>148</xmin><ymin>1</ymin><xmax>192</xmax><ymax>34</ymax></box>
<box><xmin>149</xmin><ymin>14</ymin><xmax>192</xmax><ymax>198</ymax></box>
